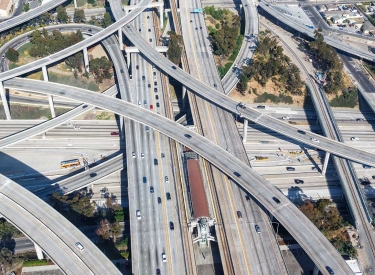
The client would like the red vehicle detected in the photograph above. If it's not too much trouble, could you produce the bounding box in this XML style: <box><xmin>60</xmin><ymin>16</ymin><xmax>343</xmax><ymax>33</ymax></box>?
<box><xmin>150</xmin><ymin>104</ymin><xmax>153</xmax><ymax>110</ymax></box>
<box><xmin>111</xmin><ymin>132</ymin><xmax>119</xmax><ymax>136</ymax></box>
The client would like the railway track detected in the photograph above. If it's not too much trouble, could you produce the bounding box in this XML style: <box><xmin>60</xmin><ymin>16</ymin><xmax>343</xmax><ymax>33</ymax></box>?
<box><xmin>262</xmin><ymin>21</ymin><xmax>375</xmax><ymax>269</ymax></box>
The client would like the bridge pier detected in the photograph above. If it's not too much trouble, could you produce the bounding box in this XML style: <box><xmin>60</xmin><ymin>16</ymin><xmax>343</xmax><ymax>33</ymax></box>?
<box><xmin>73</xmin><ymin>0</ymin><xmax>77</xmax><ymax>8</ymax></box>
<box><xmin>118</xmin><ymin>29</ymin><xmax>123</xmax><ymax>51</ymax></box>
<box><xmin>322</xmin><ymin>152</ymin><xmax>330</xmax><ymax>175</ymax></box>
<box><xmin>126</xmin><ymin>53</ymin><xmax>131</xmax><ymax>69</ymax></box>
<box><xmin>34</xmin><ymin>242</ymin><xmax>44</xmax><ymax>260</ymax></box>
<box><xmin>83</xmin><ymin>47</ymin><xmax>89</xmax><ymax>73</ymax></box>
<box><xmin>313</xmin><ymin>265</ymin><xmax>319</xmax><ymax>275</ymax></box>
<box><xmin>243</xmin><ymin>119</ymin><xmax>248</xmax><ymax>142</ymax></box>
<box><xmin>158</xmin><ymin>2</ymin><xmax>164</xmax><ymax>29</ymax></box>
<box><xmin>42</xmin><ymin>66</ymin><xmax>56</xmax><ymax>118</ymax></box>
<box><xmin>0</xmin><ymin>81</ymin><xmax>11</xmax><ymax>120</ymax></box>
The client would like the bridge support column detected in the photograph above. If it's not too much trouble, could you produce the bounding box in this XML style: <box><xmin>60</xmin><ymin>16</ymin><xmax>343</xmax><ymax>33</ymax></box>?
<box><xmin>313</xmin><ymin>265</ymin><xmax>319</xmax><ymax>275</ymax></box>
<box><xmin>34</xmin><ymin>242</ymin><xmax>44</xmax><ymax>260</ymax></box>
<box><xmin>126</xmin><ymin>53</ymin><xmax>131</xmax><ymax>69</ymax></box>
<box><xmin>74</xmin><ymin>0</ymin><xmax>77</xmax><ymax>8</ymax></box>
<box><xmin>83</xmin><ymin>47</ymin><xmax>89</xmax><ymax>73</ymax></box>
<box><xmin>243</xmin><ymin>119</ymin><xmax>248</xmax><ymax>142</ymax></box>
<box><xmin>0</xmin><ymin>81</ymin><xmax>11</xmax><ymax>120</ymax></box>
<box><xmin>42</xmin><ymin>66</ymin><xmax>56</xmax><ymax>118</ymax></box>
<box><xmin>118</xmin><ymin>29</ymin><xmax>123</xmax><ymax>50</ymax></box>
<box><xmin>159</xmin><ymin>4</ymin><xmax>164</xmax><ymax>29</ymax></box>
<box><xmin>316</xmin><ymin>118</ymin><xmax>319</xmax><ymax>125</ymax></box>
<box><xmin>322</xmin><ymin>152</ymin><xmax>330</xmax><ymax>175</ymax></box>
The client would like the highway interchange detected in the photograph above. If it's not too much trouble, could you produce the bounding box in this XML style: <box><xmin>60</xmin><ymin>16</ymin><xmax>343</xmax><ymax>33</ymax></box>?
<box><xmin>1</xmin><ymin>0</ymin><xmax>375</xmax><ymax>274</ymax></box>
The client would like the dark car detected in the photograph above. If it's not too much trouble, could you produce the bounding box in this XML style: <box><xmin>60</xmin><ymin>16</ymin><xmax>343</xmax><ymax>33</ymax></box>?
<box><xmin>149</xmin><ymin>38</ymin><xmax>152</xmax><ymax>42</ymax></box>
<box><xmin>213</xmin><ymin>83</ymin><xmax>217</xmax><ymax>87</ymax></box>
<box><xmin>90</xmin><ymin>173</ymin><xmax>97</xmax><ymax>177</ymax></box>
<box><xmin>120</xmin><ymin>69</ymin><xmax>124</xmax><ymax>75</ymax></box>
<box><xmin>136</xmin><ymin>65</ymin><xmax>139</xmax><ymax>69</ymax></box>
<box><xmin>169</xmin><ymin>221</ymin><xmax>174</xmax><ymax>230</ymax></box>
<box><xmin>172</xmin><ymin>66</ymin><xmax>177</xmax><ymax>69</ymax></box>
<box><xmin>153</xmin><ymin>72</ymin><xmax>156</xmax><ymax>76</ymax></box>
<box><xmin>255</xmin><ymin>225</ymin><xmax>261</xmax><ymax>233</ymax></box>
<box><xmin>150</xmin><ymin>186</ymin><xmax>154</xmax><ymax>193</ymax></box>
<box><xmin>156</xmin><ymin>268</ymin><xmax>161</xmax><ymax>275</ymax></box>
<box><xmin>372</xmin><ymin>175</ymin><xmax>375</xmax><ymax>179</ymax></box>
<box><xmin>234</xmin><ymin>172</ymin><xmax>241</xmax><ymax>177</ymax></box>
<box><xmin>111</xmin><ymin>132</ymin><xmax>119</xmax><ymax>136</ymax></box>
<box><xmin>297</xmin><ymin>130</ymin><xmax>306</xmax><ymax>135</ymax></box>
<box><xmin>166</xmin><ymin>192</ymin><xmax>171</xmax><ymax>200</ymax></box>
<box><xmin>272</xmin><ymin>197</ymin><xmax>281</xmax><ymax>204</ymax></box>
<box><xmin>184</xmin><ymin>134</ymin><xmax>192</xmax><ymax>139</ymax></box>
<box><xmin>245</xmin><ymin>195</ymin><xmax>250</xmax><ymax>201</ymax></box>
<box><xmin>154</xmin><ymin>81</ymin><xmax>157</xmax><ymax>86</ymax></box>
<box><xmin>154</xmin><ymin>88</ymin><xmax>158</xmax><ymax>92</ymax></box>
<box><xmin>154</xmin><ymin>159</ymin><xmax>158</xmax><ymax>166</ymax></box>
<box><xmin>325</xmin><ymin>266</ymin><xmax>334</xmax><ymax>274</ymax></box>
<box><xmin>142</xmin><ymin>76</ymin><xmax>145</xmax><ymax>80</ymax></box>
<box><xmin>294</xmin><ymin>179</ymin><xmax>304</xmax><ymax>184</ymax></box>
<box><xmin>161</xmin><ymin>153</ymin><xmax>165</xmax><ymax>158</ymax></box>
<box><xmin>286</xmin><ymin>167</ymin><xmax>295</xmax><ymax>171</ymax></box>
<box><xmin>156</xmin><ymin>102</ymin><xmax>160</xmax><ymax>108</ymax></box>
<box><xmin>148</xmin><ymin>29</ymin><xmax>151</xmax><ymax>32</ymax></box>
<box><xmin>237</xmin><ymin>211</ymin><xmax>242</xmax><ymax>218</ymax></box>
<box><xmin>82</xmin><ymin>105</ymin><xmax>88</xmax><ymax>109</ymax></box>
<box><xmin>143</xmin><ymin>177</ymin><xmax>147</xmax><ymax>184</ymax></box>
<box><xmin>155</xmin><ymin>95</ymin><xmax>159</xmax><ymax>100</ymax></box>
<box><xmin>363</xmin><ymin>165</ymin><xmax>372</xmax><ymax>169</ymax></box>
<box><xmin>157</xmin><ymin>197</ymin><xmax>162</xmax><ymax>204</ymax></box>
<box><xmin>139</xmin><ymin>28</ymin><xmax>141</xmax><ymax>32</ymax></box>
<box><xmin>88</xmin><ymin>29</ymin><xmax>92</xmax><ymax>32</ymax></box>
<box><xmin>257</xmin><ymin>105</ymin><xmax>265</xmax><ymax>109</ymax></box>
<box><xmin>148</xmin><ymin>84</ymin><xmax>151</xmax><ymax>88</ymax></box>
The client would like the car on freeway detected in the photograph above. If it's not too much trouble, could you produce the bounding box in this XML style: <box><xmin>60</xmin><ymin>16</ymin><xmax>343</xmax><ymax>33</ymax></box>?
<box><xmin>237</xmin><ymin>211</ymin><xmax>242</xmax><ymax>218</ymax></box>
<box><xmin>142</xmin><ymin>76</ymin><xmax>145</xmax><ymax>80</ymax></box>
<box><xmin>147</xmin><ymin>15</ymin><xmax>150</xmax><ymax>18</ymax></box>
<box><xmin>161</xmin><ymin>153</ymin><xmax>165</xmax><ymax>158</ymax></box>
<box><xmin>148</xmin><ymin>28</ymin><xmax>151</xmax><ymax>32</ymax></box>
<box><xmin>363</xmin><ymin>165</ymin><xmax>372</xmax><ymax>169</ymax></box>
<box><xmin>75</xmin><ymin>242</ymin><xmax>85</xmax><ymax>251</ymax></box>
<box><xmin>154</xmin><ymin>88</ymin><xmax>158</xmax><ymax>92</ymax></box>
<box><xmin>132</xmin><ymin>152</ymin><xmax>136</xmax><ymax>158</ymax></box>
<box><xmin>169</xmin><ymin>221</ymin><xmax>174</xmax><ymax>230</ymax></box>
<box><xmin>141</xmin><ymin>153</ymin><xmax>145</xmax><ymax>158</ymax></box>
<box><xmin>165</xmin><ymin>176</ymin><xmax>169</xmax><ymax>183</ymax></box>
<box><xmin>157</xmin><ymin>197</ymin><xmax>162</xmax><ymax>204</ymax></box>
<box><xmin>272</xmin><ymin>197</ymin><xmax>281</xmax><ymax>204</ymax></box>
<box><xmin>138</xmin><ymin>101</ymin><xmax>142</xmax><ymax>106</ymax></box>
<box><xmin>120</xmin><ymin>69</ymin><xmax>124</xmax><ymax>74</ymax></box>
<box><xmin>153</xmin><ymin>71</ymin><xmax>156</xmax><ymax>76</ymax></box>
<box><xmin>154</xmin><ymin>159</ymin><xmax>158</xmax><ymax>166</ymax></box>
<box><xmin>154</xmin><ymin>81</ymin><xmax>157</xmax><ymax>86</ymax></box>
<box><xmin>136</xmin><ymin>210</ymin><xmax>141</xmax><ymax>220</ymax></box>
<box><xmin>144</xmin><ymin>100</ymin><xmax>147</xmax><ymax>105</ymax></box>
<box><xmin>356</xmin><ymin>118</ymin><xmax>364</xmax><ymax>121</ymax></box>
<box><xmin>234</xmin><ymin>172</ymin><xmax>241</xmax><ymax>177</ymax></box>
<box><xmin>90</xmin><ymin>173</ymin><xmax>97</xmax><ymax>178</ymax></box>
<box><xmin>149</xmin><ymin>38</ymin><xmax>152</xmax><ymax>42</ymax></box>
<box><xmin>111</xmin><ymin>132</ymin><xmax>119</xmax><ymax>136</ymax></box>
<box><xmin>310</xmin><ymin>137</ymin><xmax>319</xmax><ymax>143</ymax></box>
<box><xmin>166</xmin><ymin>192</ymin><xmax>171</xmax><ymax>200</ymax></box>
<box><xmin>150</xmin><ymin>105</ymin><xmax>153</xmax><ymax>110</ymax></box>
<box><xmin>138</xmin><ymin>28</ymin><xmax>141</xmax><ymax>32</ymax></box>
<box><xmin>286</xmin><ymin>167</ymin><xmax>295</xmax><ymax>171</ymax></box>
<box><xmin>297</xmin><ymin>130</ymin><xmax>306</xmax><ymax>135</ymax></box>
<box><xmin>282</xmin><ymin>116</ymin><xmax>289</xmax><ymax>120</ymax></box>
<box><xmin>257</xmin><ymin>105</ymin><xmax>265</xmax><ymax>109</ymax></box>
<box><xmin>294</xmin><ymin>179</ymin><xmax>304</xmax><ymax>184</ymax></box>
<box><xmin>350</xmin><ymin>137</ymin><xmax>359</xmax><ymax>141</ymax></box>
<box><xmin>255</xmin><ymin>225</ymin><xmax>261</xmax><ymax>233</ymax></box>
<box><xmin>372</xmin><ymin>175</ymin><xmax>375</xmax><ymax>179</ymax></box>
<box><xmin>148</xmin><ymin>84</ymin><xmax>151</xmax><ymax>88</ymax></box>
<box><xmin>162</xmin><ymin>253</ymin><xmax>167</xmax><ymax>262</ymax></box>
<box><xmin>156</xmin><ymin>102</ymin><xmax>160</xmax><ymax>108</ymax></box>
<box><xmin>156</xmin><ymin>269</ymin><xmax>161</xmax><ymax>275</ymax></box>
<box><xmin>150</xmin><ymin>186</ymin><xmax>154</xmax><ymax>193</ymax></box>
<box><xmin>136</xmin><ymin>65</ymin><xmax>139</xmax><ymax>70</ymax></box>
<box><xmin>172</xmin><ymin>66</ymin><xmax>177</xmax><ymax>69</ymax></box>
<box><xmin>325</xmin><ymin>266</ymin><xmax>334</xmax><ymax>274</ymax></box>
<box><xmin>82</xmin><ymin>105</ymin><xmax>88</xmax><ymax>108</ymax></box>
<box><xmin>143</xmin><ymin>177</ymin><xmax>147</xmax><ymax>184</ymax></box>
<box><xmin>213</xmin><ymin>83</ymin><xmax>217</xmax><ymax>87</ymax></box>
<box><xmin>146</xmin><ymin>126</ymin><xmax>149</xmax><ymax>132</ymax></box>
<box><xmin>155</xmin><ymin>95</ymin><xmax>159</xmax><ymax>100</ymax></box>
<box><xmin>184</xmin><ymin>134</ymin><xmax>192</xmax><ymax>139</ymax></box>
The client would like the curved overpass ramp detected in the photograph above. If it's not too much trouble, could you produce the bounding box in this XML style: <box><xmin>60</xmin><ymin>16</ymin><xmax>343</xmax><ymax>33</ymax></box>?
<box><xmin>0</xmin><ymin>0</ymin><xmax>68</xmax><ymax>33</ymax></box>
<box><xmin>4</xmin><ymin>77</ymin><xmax>354</xmax><ymax>275</ymax></box>
<box><xmin>0</xmin><ymin>175</ymin><xmax>121</xmax><ymax>275</ymax></box>
<box><xmin>0</xmin><ymin>0</ymin><xmax>152</xmax><ymax>81</ymax></box>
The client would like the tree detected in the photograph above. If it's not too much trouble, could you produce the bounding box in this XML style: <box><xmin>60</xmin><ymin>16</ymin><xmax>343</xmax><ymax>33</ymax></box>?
<box><xmin>96</xmin><ymin>219</ymin><xmax>110</xmax><ymax>241</ymax></box>
<box><xmin>23</xmin><ymin>3</ymin><xmax>29</xmax><ymax>12</ymax></box>
<box><xmin>5</xmin><ymin>48</ymin><xmax>19</xmax><ymax>62</ymax></box>
<box><xmin>88</xmin><ymin>0</ymin><xmax>96</xmax><ymax>4</ymax></box>
<box><xmin>103</xmin><ymin>12</ymin><xmax>112</xmax><ymax>28</ymax></box>
<box><xmin>56</xmin><ymin>6</ymin><xmax>68</xmax><ymax>22</ymax></box>
<box><xmin>70</xmin><ymin>194</ymin><xmax>95</xmax><ymax>219</ymax></box>
<box><xmin>167</xmin><ymin>31</ymin><xmax>183</xmax><ymax>65</ymax></box>
<box><xmin>65</xmin><ymin>52</ymin><xmax>83</xmax><ymax>72</ymax></box>
<box><xmin>74</xmin><ymin>9</ymin><xmax>85</xmax><ymax>23</ymax></box>
<box><xmin>89</xmin><ymin>56</ymin><xmax>113</xmax><ymax>83</ymax></box>
<box><xmin>110</xmin><ymin>222</ymin><xmax>121</xmax><ymax>242</ymax></box>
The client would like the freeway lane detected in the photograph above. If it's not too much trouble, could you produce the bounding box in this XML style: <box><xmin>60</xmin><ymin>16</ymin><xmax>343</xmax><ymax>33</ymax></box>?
<box><xmin>0</xmin><ymin>0</ymin><xmax>67</xmax><ymax>33</ymax></box>
<box><xmin>5</xmin><ymin>78</ymin><xmax>353</xmax><ymax>274</ymax></box>
<box><xmin>0</xmin><ymin>0</ymin><xmax>153</xmax><ymax>81</ymax></box>
<box><xmin>0</xmin><ymin>175</ymin><xmax>121</xmax><ymax>275</ymax></box>
<box><xmin>120</xmin><ymin>25</ymin><xmax>375</xmax><ymax>167</ymax></box>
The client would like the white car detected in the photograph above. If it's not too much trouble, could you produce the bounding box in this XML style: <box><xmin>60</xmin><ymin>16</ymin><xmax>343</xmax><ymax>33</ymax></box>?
<box><xmin>141</xmin><ymin>153</ymin><xmax>144</xmax><ymax>158</ymax></box>
<box><xmin>350</xmin><ymin>137</ymin><xmax>359</xmax><ymax>141</ymax></box>
<box><xmin>138</xmin><ymin>101</ymin><xmax>141</xmax><ymax>106</ymax></box>
<box><xmin>162</xmin><ymin>253</ymin><xmax>167</xmax><ymax>262</ymax></box>
<box><xmin>75</xmin><ymin>242</ymin><xmax>84</xmax><ymax>251</ymax></box>
<box><xmin>136</xmin><ymin>210</ymin><xmax>141</xmax><ymax>220</ymax></box>
<box><xmin>132</xmin><ymin>152</ymin><xmax>136</xmax><ymax>158</ymax></box>
<box><xmin>310</xmin><ymin>138</ymin><xmax>319</xmax><ymax>143</ymax></box>
<box><xmin>165</xmin><ymin>176</ymin><xmax>169</xmax><ymax>183</ymax></box>
<box><xmin>282</xmin><ymin>116</ymin><xmax>290</xmax><ymax>120</ymax></box>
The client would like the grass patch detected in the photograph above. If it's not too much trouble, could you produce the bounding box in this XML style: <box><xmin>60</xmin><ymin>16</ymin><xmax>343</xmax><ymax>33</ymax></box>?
<box><xmin>228</xmin><ymin>34</ymin><xmax>244</xmax><ymax>62</ymax></box>
<box><xmin>0</xmin><ymin>104</ymin><xmax>69</xmax><ymax>120</ymax></box>
<box><xmin>218</xmin><ymin>62</ymin><xmax>233</xmax><ymax>78</ymax></box>
<box><xmin>88</xmin><ymin>81</ymin><xmax>100</xmax><ymax>91</ymax></box>
<box><xmin>161</xmin><ymin>13</ymin><xmax>168</xmax><ymax>34</ymax></box>
<box><xmin>329</xmin><ymin>89</ymin><xmax>358</xmax><ymax>108</ymax></box>
<box><xmin>8</xmin><ymin>63</ymin><xmax>19</xmax><ymax>70</ymax></box>
<box><xmin>48</xmin><ymin>72</ymin><xmax>100</xmax><ymax>91</ymax></box>
<box><xmin>121</xmin><ymin>0</ymin><xmax>129</xmax><ymax>5</ymax></box>
<box><xmin>76</xmin><ymin>0</ymin><xmax>86</xmax><ymax>7</ymax></box>
<box><xmin>17</xmin><ymin>42</ymin><xmax>33</xmax><ymax>58</ymax></box>
<box><xmin>22</xmin><ymin>259</ymin><xmax>50</xmax><ymax>267</ymax></box>
<box><xmin>254</xmin><ymin>92</ymin><xmax>293</xmax><ymax>104</ymax></box>
<box><xmin>96</xmin><ymin>111</ymin><xmax>112</xmax><ymax>120</ymax></box>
